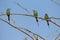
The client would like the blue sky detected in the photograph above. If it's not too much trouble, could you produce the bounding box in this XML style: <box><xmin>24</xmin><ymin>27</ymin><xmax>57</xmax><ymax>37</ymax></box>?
<box><xmin>0</xmin><ymin>0</ymin><xmax>60</xmax><ymax>40</ymax></box>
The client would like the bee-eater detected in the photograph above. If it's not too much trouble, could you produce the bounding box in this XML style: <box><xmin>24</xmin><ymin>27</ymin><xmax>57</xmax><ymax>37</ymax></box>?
<box><xmin>44</xmin><ymin>13</ymin><xmax>49</xmax><ymax>26</ymax></box>
<box><xmin>6</xmin><ymin>8</ymin><xmax>10</xmax><ymax>21</ymax></box>
<box><xmin>33</xmin><ymin>10</ymin><xmax>39</xmax><ymax>26</ymax></box>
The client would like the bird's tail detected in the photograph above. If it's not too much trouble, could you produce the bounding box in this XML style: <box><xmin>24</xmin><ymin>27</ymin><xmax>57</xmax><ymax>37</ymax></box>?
<box><xmin>36</xmin><ymin>17</ymin><xmax>38</xmax><ymax>22</ymax></box>
<box><xmin>47</xmin><ymin>21</ymin><xmax>50</xmax><ymax>29</ymax></box>
<box><xmin>35</xmin><ymin>17</ymin><xmax>39</xmax><ymax>27</ymax></box>
<box><xmin>8</xmin><ymin>15</ymin><xmax>10</xmax><ymax>21</ymax></box>
<box><xmin>47</xmin><ymin>21</ymin><xmax>49</xmax><ymax>26</ymax></box>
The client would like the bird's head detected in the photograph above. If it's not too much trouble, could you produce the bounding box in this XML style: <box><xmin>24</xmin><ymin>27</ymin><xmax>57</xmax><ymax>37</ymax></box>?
<box><xmin>33</xmin><ymin>10</ymin><xmax>36</xmax><ymax>12</ymax></box>
<box><xmin>45</xmin><ymin>13</ymin><xmax>48</xmax><ymax>16</ymax></box>
<box><xmin>7</xmin><ymin>8</ymin><xmax>11</xmax><ymax>11</ymax></box>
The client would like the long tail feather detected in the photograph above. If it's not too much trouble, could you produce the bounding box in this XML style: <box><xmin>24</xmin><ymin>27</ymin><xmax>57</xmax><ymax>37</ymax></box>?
<box><xmin>35</xmin><ymin>17</ymin><xmax>39</xmax><ymax>27</ymax></box>
<box><xmin>8</xmin><ymin>15</ymin><xmax>10</xmax><ymax>21</ymax></box>
<box><xmin>36</xmin><ymin>17</ymin><xmax>38</xmax><ymax>23</ymax></box>
<box><xmin>47</xmin><ymin>20</ymin><xmax>50</xmax><ymax>29</ymax></box>
<box><xmin>47</xmin><ymin>21</ymin><xmax>49</xmax><ymax>26</ymax></box>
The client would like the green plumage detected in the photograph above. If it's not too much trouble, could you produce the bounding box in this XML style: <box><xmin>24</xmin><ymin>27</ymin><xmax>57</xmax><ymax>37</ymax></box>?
<box><xmin>44</xmin><ymin>13</ymin><xmax>49</xmax><ymax>26</ymax></box>
<box><xmin>33</xmin><ymin>10</ymin><xmax>39</xmax><ymax>26</ymax></box>
<box><xmin>33</xmin><ymin>10</ymin><xmax>38</xmax><ymax>17</ymax></box>
<box><xmin>6</xmin><ymin>8</ymin><xmax>10</xmax><ymax>21</ymax></box>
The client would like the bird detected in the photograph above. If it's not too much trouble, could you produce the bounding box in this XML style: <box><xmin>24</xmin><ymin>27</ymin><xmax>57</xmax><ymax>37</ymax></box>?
<box><xmin>6</xmin><ymin>8</ymin><xmax>10</xmax><ymax>21</ymax></box>
<box><xmin>33</xmin><ymin>10</ymin><xmax>39</xmax><ymax>26</ymax></box>
<box><xmin>44</xmin><ymin>13</ymin><xmax>49</xmax><ymax>26</ymax></box>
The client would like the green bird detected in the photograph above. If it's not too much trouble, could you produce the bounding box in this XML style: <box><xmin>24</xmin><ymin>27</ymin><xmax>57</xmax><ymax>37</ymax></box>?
<box><xmin>6</xmin><ymin>8</ymin><xmax>10</xmax><ymax>21</ymax></box>
<box><xmin>33</xmin><ymin>10</ymin><xmax>39</xmax><ymax>26</ymax></box>
<box><xmin>44</xmin><ymin>13</ymin><xmax>49</xmax><ymax>26</ymax></box>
